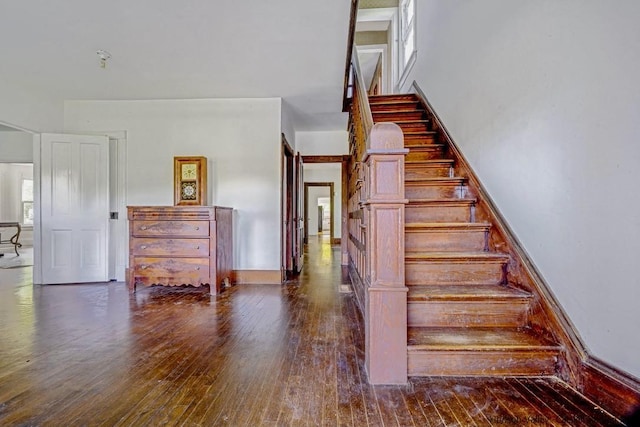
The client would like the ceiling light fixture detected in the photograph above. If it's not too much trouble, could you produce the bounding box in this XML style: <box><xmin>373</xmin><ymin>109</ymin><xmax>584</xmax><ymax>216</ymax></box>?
<box><xmin>96</xmin><ymin>50</ymin><xmax>112</xmax><ymax>69</ymax></box>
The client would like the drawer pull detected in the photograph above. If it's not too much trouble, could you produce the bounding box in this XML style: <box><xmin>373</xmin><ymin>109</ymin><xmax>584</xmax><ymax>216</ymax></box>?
<box><xmin>141</xmin><ymin>265</ymin><xmax>148</xmax><ymax>270</ymax></box>
<box><xmin>195</xmin><ymin>226</ymin><xmax>200</xmax><ymax>231</ymax></box>
<box><xmin>141</xmin><ymin>245</ymin><xmax>147</xmax><ymax>249</ymax></box>
<box><xmin>195</xmin><ymin>266</ymin><xmax>200</xmax><ymax>271</ymax></box>
<box><xmin>196</xmin><ymin>245</ymin><xmax>200</xmax><ymax>250</ymax></box>
<box><xmin>140</xmin><ymin>226</ymin><xmax>148</xmax><ymax>230</ymax></box>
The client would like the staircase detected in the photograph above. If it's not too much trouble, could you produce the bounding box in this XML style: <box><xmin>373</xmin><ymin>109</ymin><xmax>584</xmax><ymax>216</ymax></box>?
<box><xmin>369</xmin><ymin>94</ymin><xmax>562</xmax><ymax>377</ymax></box>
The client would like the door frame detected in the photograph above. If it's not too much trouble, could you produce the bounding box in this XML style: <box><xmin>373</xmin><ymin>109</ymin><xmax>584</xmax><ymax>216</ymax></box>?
<box><xmin>281</xmin><ymin>135</ymin><xmax>296</xmax><ymax>279</ymax></box>
<box><xmin>301</xmin><ymin>155</ymin><xmax>349</xmax><ymax>265</ymax></box>
<box><xmin>32</xmin><ymin>131</ymin><xmax>127</xmax><ymax>284</ymax></box>
<box><xmin>304</xmin><ymin>182</ymin><xmax>334</xmax><ymax>245</ymax></box>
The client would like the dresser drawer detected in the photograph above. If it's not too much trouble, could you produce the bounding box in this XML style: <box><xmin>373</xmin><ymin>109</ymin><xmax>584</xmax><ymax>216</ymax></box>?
<box><xmin>130</xmin><ymin>238</ymin><xmax>210</xmax><ymax>256</ymax></box>
<box><xmin>132</xmin><ymin>220</ymin><xmax>209</xmax><ymax>237</ymax></box>
<box><xmin>132</xmin><ymin>257</ymin><xmax>210</xmax><ymax>283</ymax></box>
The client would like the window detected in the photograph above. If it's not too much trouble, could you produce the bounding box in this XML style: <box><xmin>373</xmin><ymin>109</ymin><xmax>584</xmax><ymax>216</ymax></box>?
<box><xmin>398</xmin><ymin>0</ymin><xmax>417</xmax><ymax>87</ymax></box>
<box><xmin>21</xmin><ymin>179</ymin><xmax>33</xmax><ymax>226</ymax></box>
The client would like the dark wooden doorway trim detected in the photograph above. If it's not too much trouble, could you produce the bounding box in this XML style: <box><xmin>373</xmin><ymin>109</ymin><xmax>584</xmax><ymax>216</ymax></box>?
<box><xmin>304</xmin><ymin>182</ymin><xmax>334</xmax><ymax>245</ymax></box>
<box><xmin>281</xmin><ymin>135</ymin><xmax>296</xmax><ymax>280</ymax></box>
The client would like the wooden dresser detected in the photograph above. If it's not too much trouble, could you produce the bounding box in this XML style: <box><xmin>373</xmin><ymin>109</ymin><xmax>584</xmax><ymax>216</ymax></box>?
<box><xmin>126</xmin><ymin>206</ymin><xmax>232</xmax><ymax>294</ymax></box>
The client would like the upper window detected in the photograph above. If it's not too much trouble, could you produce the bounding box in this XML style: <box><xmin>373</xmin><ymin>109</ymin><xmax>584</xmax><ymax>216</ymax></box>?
<box><xmin>398</xmin><ymin>0</ymin><xmax>417</xmax><ymax>87</ymax></box>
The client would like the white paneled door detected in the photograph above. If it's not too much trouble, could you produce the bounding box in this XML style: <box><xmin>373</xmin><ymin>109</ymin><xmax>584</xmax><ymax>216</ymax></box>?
<box><xmin>40</xmin><ymin>133</ymin><xmax>109</xmax><ymax>284</ymax></box>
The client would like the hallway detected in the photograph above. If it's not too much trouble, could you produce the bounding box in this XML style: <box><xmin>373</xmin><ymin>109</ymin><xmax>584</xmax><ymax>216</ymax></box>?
<box><xmin>0</xmin><ymin>239</ymin><xmax>622</xmax><ymax>425</ymax></box>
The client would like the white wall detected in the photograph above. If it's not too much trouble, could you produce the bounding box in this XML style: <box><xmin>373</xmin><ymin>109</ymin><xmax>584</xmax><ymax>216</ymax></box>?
<box><xmin>0</xmin><ymin>131</ymin><xmax>34</xmax><ymax>163</ymax></box>
<box><xmin>281</xmin><ymin>101</ymin><xmax>297</xmax><ymax>149</ymax></box>
<box><xmin>296</xmin><ymin>130</ymin><xmax>348</xmax><ymax>155</ymax></box>
<box><xmin>405</xmin><ymin>0</ymin><xmax>640</xmax><ymax>377</ymax></box>
<box><xmin>64</xmin><ymin>98</ymin><xmax>282</xmax><ymax>271</ymax></box>
<box><xmin>0</xmin><ymin>80</ymin><xmax>63</xmax><ymax>132</ymax></box>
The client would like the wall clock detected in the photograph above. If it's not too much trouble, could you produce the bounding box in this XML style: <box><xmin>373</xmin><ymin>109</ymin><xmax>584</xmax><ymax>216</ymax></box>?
<box><xmin>174</xmin><ymin>156</ymin><xmax>207</xmax><ymax>206</ymax></box>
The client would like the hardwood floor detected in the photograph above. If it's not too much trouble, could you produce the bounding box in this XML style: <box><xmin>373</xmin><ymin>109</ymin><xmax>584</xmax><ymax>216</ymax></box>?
<box><xmin>0</xmin><ymin>241</ymin><xmax>624</xmax><ymax>426</ymax></box>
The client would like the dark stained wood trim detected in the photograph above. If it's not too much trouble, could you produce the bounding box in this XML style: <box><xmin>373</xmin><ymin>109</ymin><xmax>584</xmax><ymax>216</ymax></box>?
<box><xmin>281</xmin><ymin>136</ymin><xmax>295</xmax><ymax>277</ymax></box>
<box><xmin>301</xmin><ymin>155</ymin><xmax>345</xmax><ymax>164</ymax></box>
<box><xmin>282</xmin><ymin>133</ymin><xmax>294</xmax><ymax>156</ymax></box>
<box><xmin>342</xmin><ymin>0</ymin><xmax>360</xmax><ymax>112</ymax></box>
<box><xmin>411</xmin><ymin>81</ymin><xmax>584</xmax><ymax>388</ymax></box>
<box><xmin>341</xmin><ymin>157</ymin><xmax>349</xmax><ymax>265</ymax></box>
<box><xmin>581</xmin><ymin>356</ymin><xmax>640</xmax><ymax>420</ymax></box>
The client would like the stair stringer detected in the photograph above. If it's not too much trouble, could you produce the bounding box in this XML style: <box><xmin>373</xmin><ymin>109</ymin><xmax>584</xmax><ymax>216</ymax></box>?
<box><xmin>410</xmin><ymin>81</ymin><xmax>586</xmax><ymax>389</ymax></box>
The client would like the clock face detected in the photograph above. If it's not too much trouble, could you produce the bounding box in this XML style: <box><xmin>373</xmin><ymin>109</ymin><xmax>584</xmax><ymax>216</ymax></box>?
<box><xmin>181</xmin><ymin>181</ymin><xmax>197</xmax><ymax>200</ymax></box>
<box><xmin>181</xmin><ymin>163</ymin><xmax>197</xmax><ymax>180</ymax></box>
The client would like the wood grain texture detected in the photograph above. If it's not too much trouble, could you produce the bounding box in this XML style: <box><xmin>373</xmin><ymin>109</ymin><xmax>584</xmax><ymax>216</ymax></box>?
<box><xmin>231</xmin><ymin>269</ymin><xmax>282</xmax><ymax>284</ymax></box>
<box><xmin>127</xmin><ymin>206</ymin><xmax>232</xmax><ymax>295</ymax></box>
<box><xmin>0</xmin><ymin>243</ymin><xmax>625</xmax><ymax>426</ymax></box>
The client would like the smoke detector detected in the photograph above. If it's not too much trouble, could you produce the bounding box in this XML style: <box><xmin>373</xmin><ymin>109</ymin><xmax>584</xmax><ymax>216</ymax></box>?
<box><xmin>96</xmin><ymin>50</ymin><xmax>112</xmax><ymax>68</ymax></box>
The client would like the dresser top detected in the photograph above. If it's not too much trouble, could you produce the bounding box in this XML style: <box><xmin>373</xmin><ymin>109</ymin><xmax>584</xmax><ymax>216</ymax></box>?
<box><xmin>128</xmin><ymin>205</ymin><xmax>232</xmax><ymax>221</ymax></box>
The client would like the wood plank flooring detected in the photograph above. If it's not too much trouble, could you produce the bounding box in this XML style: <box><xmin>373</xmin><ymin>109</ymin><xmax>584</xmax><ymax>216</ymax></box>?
<box><xmin>0</xmin><ymin>241</ymin><xmax>624</xmax><ymax>426</ymax></box>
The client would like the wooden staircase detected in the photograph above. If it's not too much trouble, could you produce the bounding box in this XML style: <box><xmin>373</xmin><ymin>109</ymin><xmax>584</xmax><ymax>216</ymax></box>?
<box><xmin>369</xmin><ymin>94</ymin><xmax>563</xmax><ymax>377</ymax></box>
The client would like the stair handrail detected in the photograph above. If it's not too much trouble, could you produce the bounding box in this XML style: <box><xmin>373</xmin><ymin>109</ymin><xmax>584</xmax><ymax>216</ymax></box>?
<box><xmin>350</xmin><ymin>46</ymin><xmax>374</xmax><ymax>157</ymax></box>
<box><xmin>342</xmin><ymin>0</ymin><xmax>360</xmax><ymax>112</ymax></box>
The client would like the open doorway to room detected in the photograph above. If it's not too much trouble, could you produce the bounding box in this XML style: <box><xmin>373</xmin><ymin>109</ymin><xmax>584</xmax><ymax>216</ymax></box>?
<box><xmin>300</xmin><ymin>156</ymin><xmax>349</xmax><ymax>266</ymax></box>
<box><xmin>0</xmin><ymin>124</ymin><xmax>34</xmax><ymax>271</ymax></box>
<box><xmin>304</xmin><ymin>182</ymin><xmax>335</xmax><ymax>246</ymax></box>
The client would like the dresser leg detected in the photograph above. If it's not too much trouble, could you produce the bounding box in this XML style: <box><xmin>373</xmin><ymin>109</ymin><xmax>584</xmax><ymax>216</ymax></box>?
<box><xmin>126</xmin><ymin>268</ymin><xmax>136</xmax><ymax>293</ymax></box>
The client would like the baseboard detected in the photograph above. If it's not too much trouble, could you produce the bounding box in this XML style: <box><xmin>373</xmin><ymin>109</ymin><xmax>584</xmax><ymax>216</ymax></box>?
<box><xmin>580</xmin><ymin>356</ymin><xmax>640</xmax><ymax>419</ymax></box>
<box><xmin>332</xmin><ymin>238</ymin><xmax>341</xmax><ymax>245</ymax></box>
<box><xmin>232</xmin><ymin>269</ymin><xmax>282</xmax><ymax>285</ymax></box>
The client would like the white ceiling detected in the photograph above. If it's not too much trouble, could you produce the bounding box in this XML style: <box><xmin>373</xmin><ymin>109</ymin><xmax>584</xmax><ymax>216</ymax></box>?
<box><xmin>0</xmin><ymin>1</ymin><xmax>352</xmax><ymax>131</ymax></box>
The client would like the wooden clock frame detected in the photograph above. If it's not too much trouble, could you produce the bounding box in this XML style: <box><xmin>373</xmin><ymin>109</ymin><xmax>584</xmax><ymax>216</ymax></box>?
<box><xmin>174</xmin><ymin>156</ymin><xmax>207</xmax><ymax>206</ymax></box>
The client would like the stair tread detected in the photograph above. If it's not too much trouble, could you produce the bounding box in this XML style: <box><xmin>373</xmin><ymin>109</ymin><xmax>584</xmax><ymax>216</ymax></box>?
<box><xmin>408</xmin><ymin>327</ymin><xmax>560</xmax><ymax>350</ymax></box>
<box><xmin>408</xmin><ymin>284</ymin><xmax>531</xmax><ymax>301</ymax></box>
<box><xmin>403</xmin><ymin>130</ymin><xmax>437</xmax><ymax>135</ymax></box>
<box><xmin>406</xmin><ymin>251</ymin><xmax>509</xmax><ymax>261</ymax></box>
<box><xmin>406</xmin><ymin>159</ymin><xmax>454</xmax><ymax>165</ymax></box>
<box><xmin>373</xmin><ymin>109</ymin><xmax>423</xmax><ymax>114</ymax></box>
<box><xmin>408</xmin><ymin>198</ymin><xmax>476</xmax><ymax>204</ymax></box>
<box><xmin>374</xmin><ymin>120</ymin><xmax>429</xmax><ymax>125</ymax></box>
<box><xmin>406</xmin><ymin>222</ymin><xmax>491</xmax><ymax>229</ymax></box>
<box><xmin>405</xmin><ymin>143</ymin><xmax>444</xmax><ymax>149</ymax></box>
<box><xmin>406</xmin><ymin>177</ymin><xmax>465</xmax><ymax>183</ymax></box>
<box><xmin>369</xmin><ymin>94</ymin><xmax>419</xmax><ymax>102</ymax></box>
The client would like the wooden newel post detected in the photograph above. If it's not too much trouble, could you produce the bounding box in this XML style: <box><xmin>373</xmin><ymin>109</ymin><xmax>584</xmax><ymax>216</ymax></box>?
<box><xmin>363</xmin><ymin>123</ymin><xmax>408</xmax><ymax>384</ymax></box>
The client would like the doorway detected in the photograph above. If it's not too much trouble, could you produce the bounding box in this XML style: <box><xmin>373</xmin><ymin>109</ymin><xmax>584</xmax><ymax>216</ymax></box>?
<box><xmin>281</xmin><ymin>137</ymin><xmax>303</xmax><ymax>279</ymax></box>
<box><xmin>304</xmin><ymin>182</ymin><xmax>335</xmax><ymax>245</ymax></box>
<box><xmin>0</xmin><ymin>124</ymin><xmax>35</xmax><ymax>269</ymax></box>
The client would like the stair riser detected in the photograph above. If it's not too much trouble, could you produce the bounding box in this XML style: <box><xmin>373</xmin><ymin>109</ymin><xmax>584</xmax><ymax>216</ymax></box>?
<box><xmin>405</xmin><ymin>184</ymin><xmax>466</xmax><ymax>199</ymax></box>
<box><xmin>408</xmin><ymin>301</ymin><xmax>528</xmax><ymax>328</ymax></box>
<box><xmin>395</xmin><ymin>122</ymin><xmax>431</xmax><ymax>133</ymax></box>
<box><xmin>370</xmin><ymin>102</ymin><xmax>420</xmax><ymax>112</ymax></box>
<box><xmin>405</xmin><ymin>204</ymin><xmax>472</xmax><ymax>223</ymax></box>
<box><xmin>404</xmin><ymin>135</ymin><xmax>438</xmax><ymax>145</ymax></box>
<box><xmin>405</xmin><ymin>261</ymin><xmax>505</xmax><ymax>285</ymax></box>
<box><xmin>406</xmin><ymin>149</ymin><xmax>444</xmax><ymax>161</ymax></box>
<box><xmin>407</xmin><ymin>350</ymin><xmax>558</xmax><ymax>376</ymax></box>
<box><xmin>369</xmin><ymin>95</ymin><xmax>419</xmax><ymax>103</ymax></box>
<box><xmin>406</xmin><ymin>230</ymin><xmax>486</xmax><ymax>252</ymax></box>
<box><xmin>373</xmin><ymin>111</ymin><xmax>426</xmax><ymax>122</ymax></box>
<box><xmin>406</xmin><ymin>166</ymin><xmax>451</xmax><ymax>179</ymax></box>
